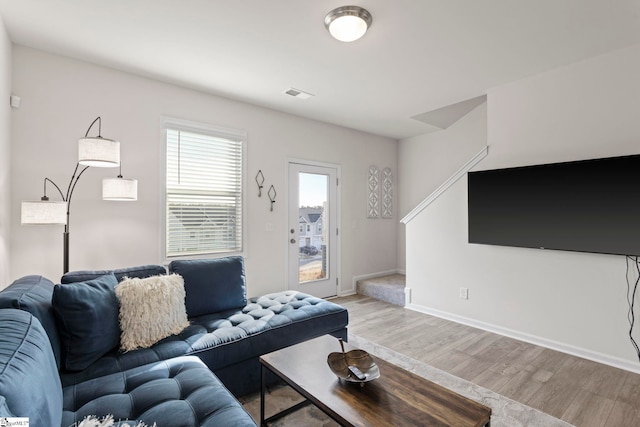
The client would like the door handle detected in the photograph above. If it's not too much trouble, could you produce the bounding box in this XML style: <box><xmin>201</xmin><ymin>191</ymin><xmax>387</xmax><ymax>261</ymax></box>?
<box><xmin>290</xmin><ymin>239</ymin><xmax>296</xmax><ymax>244</ymax></box>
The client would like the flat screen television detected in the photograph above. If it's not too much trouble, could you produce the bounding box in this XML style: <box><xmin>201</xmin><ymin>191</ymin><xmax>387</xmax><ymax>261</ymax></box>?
<box><xmin>467</xmin><ymin>154</ymin><xmax>640</xmax><ymax>256</ymax></box>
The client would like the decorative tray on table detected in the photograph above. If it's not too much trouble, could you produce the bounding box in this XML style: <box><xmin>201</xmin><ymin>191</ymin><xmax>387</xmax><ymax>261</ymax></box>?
<box><xmin>327</xmin><ymin>338</ymin><xmax>380</xmax><ymax>386</ymax></box>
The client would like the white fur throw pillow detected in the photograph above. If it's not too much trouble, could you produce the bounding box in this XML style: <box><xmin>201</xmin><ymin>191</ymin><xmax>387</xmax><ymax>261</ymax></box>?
<box><xmin>116</xmin><ymin>274</ymin><xmax>190</xmax><ymax>352</ymax></box>
<box><xmin>77</xmin><ymin>414</ymin><xmax>156</xmax><ymax>427</ymax></box>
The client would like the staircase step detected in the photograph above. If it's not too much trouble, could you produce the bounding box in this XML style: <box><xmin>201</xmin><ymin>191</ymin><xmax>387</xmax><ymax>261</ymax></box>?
<box><xmin>356</xmin><ymin>274</ymin><xmax>406</xmax><ymax>306</ymax></box>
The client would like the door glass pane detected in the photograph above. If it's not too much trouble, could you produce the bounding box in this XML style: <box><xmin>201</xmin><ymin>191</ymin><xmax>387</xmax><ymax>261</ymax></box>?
<box><xmin>298</xmin><ymin>172</ymin><xmax>328</xmax><ymax>283</ymax></box>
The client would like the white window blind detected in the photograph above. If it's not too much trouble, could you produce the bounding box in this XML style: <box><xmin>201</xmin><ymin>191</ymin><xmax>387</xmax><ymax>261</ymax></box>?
<box><xmin>165</xmin><ymin>126</ymin><xmax>243</xmax><ymax>258</ymax></box>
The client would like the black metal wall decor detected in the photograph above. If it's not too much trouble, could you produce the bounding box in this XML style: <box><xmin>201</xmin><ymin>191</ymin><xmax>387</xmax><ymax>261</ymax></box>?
<box><xmin>268</xmin><ymin>185</ymin><xmax>277</xmax><ymax>211</ymax></box>
<box><xmin>255</xmin><ymin>170</ymin><xmax>265</xmax><ymax>197</ymax></box>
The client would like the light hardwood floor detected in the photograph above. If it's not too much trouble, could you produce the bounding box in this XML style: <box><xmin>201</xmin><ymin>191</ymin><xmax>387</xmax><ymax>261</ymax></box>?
<box><xmin>332</xmin><ymin>294</ymin><xmax>640</xmax><ymax>427</ymax></box>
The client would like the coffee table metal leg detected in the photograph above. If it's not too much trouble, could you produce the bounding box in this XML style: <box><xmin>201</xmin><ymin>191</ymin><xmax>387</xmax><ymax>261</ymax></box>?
<box><xmin>260</xmin><ymin>362</ymin><xmax>313</xmax><ymax>426</ymax></box>
<box><xmin>261</xmin><ymin>364</ymin><xmax>266</xmax><ymax>427</ymax></box>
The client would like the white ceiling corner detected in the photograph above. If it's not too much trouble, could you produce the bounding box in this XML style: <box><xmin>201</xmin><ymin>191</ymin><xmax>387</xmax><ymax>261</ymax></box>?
<box><xmin>411</xmin><ymin>95</ymin><xmax>487</xmax><ymax>130</ymax></box>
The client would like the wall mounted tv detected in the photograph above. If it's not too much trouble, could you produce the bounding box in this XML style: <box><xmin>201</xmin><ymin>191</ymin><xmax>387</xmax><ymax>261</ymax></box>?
<box><xmin>467</xmin><ymin>154</ymin><xmax>640</xmax><ymax>257</ymax></box>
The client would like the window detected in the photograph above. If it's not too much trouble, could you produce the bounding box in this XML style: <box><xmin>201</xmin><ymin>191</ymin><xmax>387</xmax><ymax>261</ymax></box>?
<box><xmin>163</xmin><ymin>119</ymin><xmax>245</xmax><ymax>259</ymax></box>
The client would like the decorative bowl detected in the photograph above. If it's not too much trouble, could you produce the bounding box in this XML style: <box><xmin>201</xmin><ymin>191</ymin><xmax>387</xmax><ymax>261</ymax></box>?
<box><xmin>327</xmin><ymin>338</ymin><xmax>380</xmax><ymax>384</ymax></box>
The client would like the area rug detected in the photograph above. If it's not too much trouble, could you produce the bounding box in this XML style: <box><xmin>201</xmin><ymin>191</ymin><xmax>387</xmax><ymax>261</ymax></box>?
<box><xmin>240</xmin><ymin>334</ymin><xmax>575</xmax><ymax>426</ymax></box>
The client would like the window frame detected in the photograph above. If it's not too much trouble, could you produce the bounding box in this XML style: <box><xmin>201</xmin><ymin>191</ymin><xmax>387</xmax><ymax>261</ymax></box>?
<box><xmin>161</xmin><ymin>117</ymin><xmax>247</xmax><ymax>262</ymax></box>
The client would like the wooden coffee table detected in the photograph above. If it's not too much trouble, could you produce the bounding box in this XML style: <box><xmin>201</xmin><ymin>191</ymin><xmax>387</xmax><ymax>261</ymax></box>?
<box><xmin>260</xmin><ymin>334</ymin><xmax>491</xmax><ymax>426</ymax></box>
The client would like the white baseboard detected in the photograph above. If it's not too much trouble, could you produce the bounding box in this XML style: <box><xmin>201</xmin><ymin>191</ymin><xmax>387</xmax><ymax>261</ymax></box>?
<box><xmin>406</xmin><ymin>302</ymin><xmax>640</xmax><ymax>375</ymax></box>
<box><xmin>404</xmin><ymin>287</ymin><xmax>412</xmax><ymax>306</ymax></box>
<box><xmin>337</xmin><ymin>289</ymin><xmax>357</xmax><ymax>297</ymax></box>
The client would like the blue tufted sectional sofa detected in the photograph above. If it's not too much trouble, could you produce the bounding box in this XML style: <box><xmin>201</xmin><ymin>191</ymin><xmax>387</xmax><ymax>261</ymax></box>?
<box><xmin>0</xmin><ymin>256</ymin><xmax>348</xmax><ymax>426</ymax></box>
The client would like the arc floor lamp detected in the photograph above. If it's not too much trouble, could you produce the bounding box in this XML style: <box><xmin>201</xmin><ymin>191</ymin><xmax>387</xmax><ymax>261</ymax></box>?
<box><xmin>21</xmin><ymin>117</ymin><xmax>138</xmax><ymax>273</ymax></box>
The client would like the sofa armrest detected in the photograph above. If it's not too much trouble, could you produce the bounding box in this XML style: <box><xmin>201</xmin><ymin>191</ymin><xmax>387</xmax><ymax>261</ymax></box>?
<box><xmin>0</xmin><ymin>309</ymin><xmax>62</xmax><ymax>425</ymax></box>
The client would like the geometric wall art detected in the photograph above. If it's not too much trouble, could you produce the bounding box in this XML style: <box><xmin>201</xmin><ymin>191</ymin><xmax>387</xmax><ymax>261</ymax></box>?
<box><xmin>367</xmin><ymin>165</ymin><xmax>380</xmax><ymax>218</ymax></box>
<box><xmin>381</xmin><ymin>167</ymin><xmax>393</xmax><ymax>218</ymax></box>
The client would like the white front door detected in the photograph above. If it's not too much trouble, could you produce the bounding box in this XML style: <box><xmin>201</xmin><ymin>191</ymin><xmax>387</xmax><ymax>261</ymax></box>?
<box><xmin>288</xmin><ymin>162</ymin><xmax>339</xmax><ymax>298</ymax></box>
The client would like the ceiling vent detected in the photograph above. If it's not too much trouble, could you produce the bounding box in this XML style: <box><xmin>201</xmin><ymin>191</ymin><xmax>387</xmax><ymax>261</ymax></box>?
<box><xmin>284</xmin><ymin>87</ymin><xmax>314</xmax><ymax>100</ymax></box>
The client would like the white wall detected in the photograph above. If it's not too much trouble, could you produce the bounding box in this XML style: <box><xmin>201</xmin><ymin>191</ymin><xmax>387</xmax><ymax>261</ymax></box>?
<box><xmin>9</xmin><ymin>46</ymin><xmax>398</xmax><ymax>297</ymax></box>
<box><xmin>0</xmin><ymin>16</ymin><xmax>11</xmax><ymax>285</ymax></box>
<box><xmin>402</xmin><ymin>43</ymin><xmax>640</xmax><ymax>370</ymax></box>
<box><xmin>397</xmin><ymin>103</ymin><xmax>487</xmax><ymax>271</ymax></box>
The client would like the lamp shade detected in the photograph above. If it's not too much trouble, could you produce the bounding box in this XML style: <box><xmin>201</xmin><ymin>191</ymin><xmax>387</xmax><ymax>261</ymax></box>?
<box><xmin>103</xmin><ymin>177</ymin><xmax>138</xmax><ymax>201</ymax></box>
<box><xmin>78</xmin><ymin>137</ymin><xmax>120</xmax><ymax>167</ymax></box>
<box><xmin>21</xmin><ymin>200</ymin><xmax>67</xmax><ymax>224</ymax></box>
<box><xmin>325</xmin><ymin>6</ymin><xmax>372</xmax><ymax>42</ymax></box>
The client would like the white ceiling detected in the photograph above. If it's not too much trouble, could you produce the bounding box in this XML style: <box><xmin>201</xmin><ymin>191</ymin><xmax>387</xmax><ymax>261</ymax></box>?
<box><xmin>0</xmin><ymin>0</ymin><xmax>639</xmax><ymax>140</ymax></box>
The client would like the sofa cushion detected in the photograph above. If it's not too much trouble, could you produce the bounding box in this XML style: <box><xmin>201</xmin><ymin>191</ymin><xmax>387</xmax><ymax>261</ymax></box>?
<box><xmin>0</xmin><ymin>309</ymin><xmax>62</xmax><ymax>426</ymax></box>
<box><xmin>60</xmin><ymin>326</ymin><xmax>199</xmax><ymax>387</ymax></box>
<box><xmin>116</xmin><ymin>274</ymin><xmax>190</xmax><ymax>352</ymax></box>
<box><xmin>61</xmin><ymin>356</ymin><xmax>256</xmax><ymax>427</ymax></box>
<box><xmin>60</xmin><ymin>291</ymin><xmax>348</xmax><ymax>393</ymax></box>
<box><xmin>53</xmin><ymin>273</ymin><xmax>121</xmax><ymax>371</ymax></box>
<box><xmin>61</xmin><ymin>264</ymin><xmax>167</xmax><ymax>284</ymax></box>
<box><xmin>192</xmin><ymin>291</ymin><xmax>349</xmax><ymax>371</ymax></box>
<box><xmin>169</xmin><ymin>256</ymin><xmax>247</xmax><ymax>317</ymax></box>
<box><xmin>0</xmin><ymin>396</ymin><xmax>13</xmax><ymax>416</ymax></box>
<box><xmin>0</xmin><ymin>275</ymin><xmax>62</xmax><ymax>369</ymax></box>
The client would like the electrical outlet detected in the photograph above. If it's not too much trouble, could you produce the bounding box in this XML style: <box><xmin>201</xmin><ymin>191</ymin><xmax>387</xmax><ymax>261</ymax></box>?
<box><xmin>459</xmin><ymin>287</ymin><xmax>469</xmax><ymax>300</ymax></box>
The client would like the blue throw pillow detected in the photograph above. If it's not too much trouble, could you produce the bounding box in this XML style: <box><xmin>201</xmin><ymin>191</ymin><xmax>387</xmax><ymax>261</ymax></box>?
<box><xmin>52</xmin><ymin>273</ymin><xmax>120</xmax><ymax>371</ymax></box>
<box><xmin>60</xmin><ymin>264</ymin><xmax>167</xmax><ymax>284</ymax></box>
<box><xmin>169</xmin><ymin>257</ymin><xmax>247</xmax><ymax>317</ymax></box>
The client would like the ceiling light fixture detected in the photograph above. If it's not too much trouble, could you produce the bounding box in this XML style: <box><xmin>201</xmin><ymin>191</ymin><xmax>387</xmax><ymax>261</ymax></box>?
<box><xmin>324</xmin><ymin>5</ymin><xmax>372</xmax><ymax>42</ymax></box>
